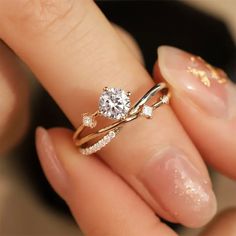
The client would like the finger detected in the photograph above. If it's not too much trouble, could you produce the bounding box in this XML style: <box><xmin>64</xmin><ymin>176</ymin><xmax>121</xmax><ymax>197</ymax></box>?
<box><xmin>0</xmin><ymin>1</ymin><xmax>216</xmax><ymax>226</ymax></box>
<box><xmin>112</xmin><ymin>24</ymin><xmax>144</xmax><ymax>64</ymax></box>
<box><xmin>155</xmin><ymin>46</ymin><xmax>236</xmax><ymax>179</ymax></box>
<box><xmin>200</xmin><ymin>208</ymin><xmax>236</xmax><ymax>236</ymax></box>
<box><xmin>0</xmin><ymin>41</ymin><xmax>30</xmax><ymax>154</ymax></box>
<box><xmin>36</xmin><ymin>127</ymin><xmax>177</xmax><ymax>236</ymax></box>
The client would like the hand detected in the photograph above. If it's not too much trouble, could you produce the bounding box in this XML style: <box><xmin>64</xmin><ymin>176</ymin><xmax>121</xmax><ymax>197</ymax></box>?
<box><xmin>0</xmin><ymin>1</ymin><xmax>235</xmax><ymax>235</ymax></box>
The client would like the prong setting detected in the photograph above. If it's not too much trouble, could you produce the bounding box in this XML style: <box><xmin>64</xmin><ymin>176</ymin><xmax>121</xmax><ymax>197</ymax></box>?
<box><xmin>82</xmin><ymin>113</ymin><xmax>97</xmax><ymax>128</ymax></box>
<box><xmin>160</xmin><ymin>95</ymin><xmax>169</xmax><ymax>104</ymax></box>
<box><xmin>103</xmin><ymin>86</ymin><xmax>109</xmax><ymax>91</ymax></box>
<box><xmin>141</xmin><ymin>105</ymin><xmax>153</xmax><ymax>119</ymax></box>
<box><xmin>127</xmin><ymin>91</ymin><xmax>131</xmax><ymax>96</ymax></box>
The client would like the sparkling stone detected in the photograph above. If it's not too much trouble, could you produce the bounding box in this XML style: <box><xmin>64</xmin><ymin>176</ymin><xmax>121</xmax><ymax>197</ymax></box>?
<box><xmin>99</xmin><ymin>88</ymin><xmax>131</xmax><ymax>120</ymax></box>
<box><xmin>108</xmin><ymin>131</ymin><xmax>116</xmax><ymax>138</ymax></box>
<box><xmin>104</xmin><ymin>135</ymin><xmax>110</xmax><ymax>142</ymax></box>
<box><xmin>141</xmin><ymin>105</ymin><xmax>153</xmax><ymax>118</ymax></box>
<box><xmin>82</xmin><ymin>114</ymin><xmax>97</xmax><ymax>128</ymax></box>
<box><xmin>80</xmin><ymin>149</ymin><xmax>86</xmax><ymax>155</ymax></box>
<box><xmin>160</xmin><ymin>95</ymin><xmax>169</xmax><ymax>104</ymax></box>
<box><xmin>98</xmin><ymin>140</ymin><xmax>103</xmax><ymax>146</ymax></box>
<box><xmin>80</xmin><ymin>131</ymin><xmax>117</xmax><ymax>155</ymax></box>
<box><xmin>86</xmin><ymin>150</ymin><xmax>90</xmax><ymax>155</ymax></box>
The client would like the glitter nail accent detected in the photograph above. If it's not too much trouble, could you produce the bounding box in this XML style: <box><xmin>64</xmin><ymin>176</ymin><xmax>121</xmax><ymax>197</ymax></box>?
<box><xmin>187</xmin><ymin>56</ymin><xmax>228</xmax><ymax>87</ymax></box>
<box><xmin>173</xmin><ymin>164</ymin><xmax>210</xmax><ymax>211</ymax></box>
<box><xmin>187</xmin><ymin>67</ymin><xmax>211</xmax><ymax>87</ymax></box>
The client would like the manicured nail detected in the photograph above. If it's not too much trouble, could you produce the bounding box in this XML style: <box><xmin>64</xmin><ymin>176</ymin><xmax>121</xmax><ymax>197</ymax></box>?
<box><xmin>140</xmin><ymin>147</ymin><xmax>217</xmax><ymax>227</ymax></box>
<box><xmin>35</xmin><ymin>127</ymin><xmax>68</xmax><ymax>195</ymax></box>
<box><xmin>158</xmin><ymin>46</ymin><xmax>230</xmax><ymax>117</ymax></box>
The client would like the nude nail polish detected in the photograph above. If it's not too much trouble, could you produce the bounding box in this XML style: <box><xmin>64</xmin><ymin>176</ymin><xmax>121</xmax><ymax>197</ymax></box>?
<box><xmin>140</xmin><ymin>148</ymin><xmax>217</xmax><ymax>227</ymax></box>
<box><xmin>158</xmin><ymin>46</ymin><xmax>229</xmax><ymax>117</ymax></box>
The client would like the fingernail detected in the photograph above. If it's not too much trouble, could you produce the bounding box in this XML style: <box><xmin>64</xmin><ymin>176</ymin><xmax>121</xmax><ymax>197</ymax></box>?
<box><xmin>158</xmin><ymin>46</ymin><xmax>230</xmax><ymax>118</ymax></box>
<box><xmin>140</xmin><ymin>147</ymin><xmax>217</xmax><ymax>227</ymax></box>
<box><xmin>35</xmin><ymin>127</ymin><xmax>68</xmax><ymax>196</ymax></box>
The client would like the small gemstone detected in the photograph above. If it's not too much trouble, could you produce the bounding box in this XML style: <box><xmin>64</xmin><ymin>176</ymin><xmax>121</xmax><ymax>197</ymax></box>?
<box><xmin>86</xmin><ymin>149</ymin><xmax>90</xmax><ymax>155</ymax></box>
<box><xmin>160</xmin><ymin>95</ymin><xmax>169</xmax><ymax>104</ymax></box>
<box><xmin>82</xmin><ymin>148</ymin><xmax>89</xmax><ymax>155</ymax></box>
<box><xmin>80</xmin><ymin>131</ymin><xmax>117</xmax><ymax>155</ymax></box>
<box><xmin>99</xmin><ymin>87</ymin><xmax>131</xmax><ymax>120</ymax></box>
<box><xmin>104</xmin><ymin>135</ymin><xmax>110</xmax><ymax>142</ymax></box>
<box><xmin>82</xmin><ymin>114</ymin><xmax>97</xmax><ymax>128</ymax></box>
<box><xmin>80</xmin><ymin>149</ymin><xmax>86</xmax><ymax>155</ymax></box>
<box><xmin>108</xmin><ymin>131</ymin><xmax>116</xmax><ymax>138</ymax></box>
<box><xmin>141</xmin><ymin>105</ymin><xmax>153</xmax><ymax>118</ymax></box>
<box><xmin>98</xmin><ymin>140</ymin><xmax>102</xmax><ymax>146</ymax></box>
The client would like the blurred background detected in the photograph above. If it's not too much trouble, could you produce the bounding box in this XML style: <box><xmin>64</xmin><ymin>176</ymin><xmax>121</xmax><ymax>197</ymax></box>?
<box><xmin>0</xmin><ymin>1</ymin><xmax>236</xmax><ymax>235</ymax></box>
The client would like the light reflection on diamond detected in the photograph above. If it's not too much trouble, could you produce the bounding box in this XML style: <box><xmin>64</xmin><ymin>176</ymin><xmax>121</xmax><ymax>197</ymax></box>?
<box><xmin>99</xmin><ymin>88</ymin><xmax>130</xmax><ymax>120</ymax></box>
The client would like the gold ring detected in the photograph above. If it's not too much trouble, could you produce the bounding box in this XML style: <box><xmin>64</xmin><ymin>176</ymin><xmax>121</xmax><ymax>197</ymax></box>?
<box><xmin>73</xmin><ymin>82</ymin><xmax>170</xmax><ymax>155</ymax></box>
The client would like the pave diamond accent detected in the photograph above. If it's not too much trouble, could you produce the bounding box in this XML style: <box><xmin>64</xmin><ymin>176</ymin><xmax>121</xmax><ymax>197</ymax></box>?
<box><xmin>80</xmin><ymin>131</ymin><xmax>116</xmax><ymax>155</ymax></box>
<box><xmin>99</xmin><ymin>88</ymin><xmax>131</xmax><ymax>120</ymax></box>
<box><xmin>82</xmin><ymin>114</ymin><xmax>97</xmax><ymax>128</ymax></box>
<box><xmin>141</xmin><ymin>105</ymin><xmax>153</xmax><ymax>118</ymax></box>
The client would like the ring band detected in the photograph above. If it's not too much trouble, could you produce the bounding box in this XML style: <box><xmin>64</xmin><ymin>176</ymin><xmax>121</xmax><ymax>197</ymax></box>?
<box><xmin>73</xmin><ymin>82</ymin><xmax>170</xmax><ymax>155</ymax></box>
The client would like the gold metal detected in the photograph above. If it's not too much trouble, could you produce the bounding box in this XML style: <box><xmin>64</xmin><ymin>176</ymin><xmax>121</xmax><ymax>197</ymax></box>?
<box><xmin>103</xmin><ymin>87</ymin><xmax>109</xmax><ymax>91</ymax></box>
<box><xmin>73</xmin><ymin>82</ymin><xmax>170</xmax><ymax>155</ymax></box>
<box><xmin>187</xmin><ymin>55</ymin><xmax>228</xmax><ymax>87</ymax></box>
<box><xmin>127</xmin><ymin>91</ymin><xmax>131</xmax><ymax>96</ymax></box>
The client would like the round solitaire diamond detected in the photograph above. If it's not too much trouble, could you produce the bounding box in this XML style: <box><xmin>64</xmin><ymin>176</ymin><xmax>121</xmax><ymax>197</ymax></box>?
<box><xmin>99</xmin><ymin>88</ymin><xmax>131</xmax><ymax>120</ymax></box>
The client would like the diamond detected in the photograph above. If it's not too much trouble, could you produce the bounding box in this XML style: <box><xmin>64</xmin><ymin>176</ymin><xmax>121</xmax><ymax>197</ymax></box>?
<box><xmin>82</xmin><ymin>114</ymin><xmax>97</xmax><ymax>128</ymax></box>
<box><xmin>80</xmin><ymin>130</ymin><xmax>117</xmax><ymax>155</ymax></box>
<box><xmin>141</xmin><ymin>105</ymin><xmax>153</xmax><ymax>118</ymax></box>
<box><xmin>99</xmin><ymin>87</ymin><xmax>131</xmax><ymax>120</ymax></box>
<box><xmin>108</xmin><ymin>131</ymin><xmax>116</xmax><ymax>138</ymax></box>
<box><xmin>104</xmin><ymin>135</ymin><xmax>110</xmax><ymax>142</ymax></box>
<box><xmin>160</xmin><ymin>95</ymin><xmax>169</xmax><ymax>104</ymax></box>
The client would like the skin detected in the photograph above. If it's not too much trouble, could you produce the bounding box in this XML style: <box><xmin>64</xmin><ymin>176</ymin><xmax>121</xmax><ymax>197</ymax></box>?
<box><xmin>0</xmin><ymin>42</ymin><xmax>30</xmax><ymax>154</ymax></box>
<box><xmin>0</xmin><ymin>0</ymin><xmax>235</xmax><ymax>235</ymax></box>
